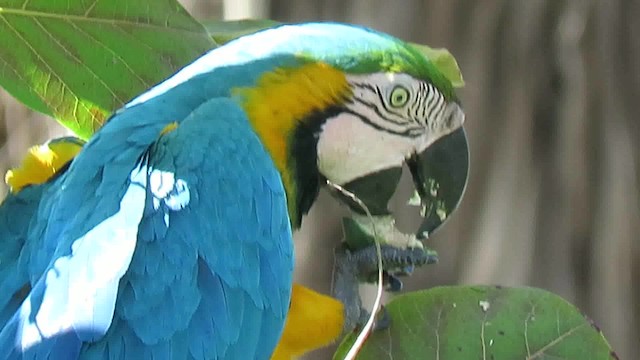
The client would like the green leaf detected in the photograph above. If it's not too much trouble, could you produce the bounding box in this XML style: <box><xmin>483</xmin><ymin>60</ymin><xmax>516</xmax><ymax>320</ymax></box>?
<box><xmin>410</xmin><ymin>43</ymin><xmax>465</xmax><ymax>88</ymax></box>
<box><xmin>0</xmin><ymin>0</ymin><xmax>215</xmax><ymax>139</ymax></box>
<box><xmin>335</xmin><ymin>286</ymin><xmax>616</xmax><ymax>360</ymax></box>
<box><xmin>202</xmin><ymin>18</ymin><xmax>281</xmax><ymax>44</ymax></box>
<box><xmin>341</xmin><ymin>216</ymin><xmax>375</xmax><ymax>251</ymax></box>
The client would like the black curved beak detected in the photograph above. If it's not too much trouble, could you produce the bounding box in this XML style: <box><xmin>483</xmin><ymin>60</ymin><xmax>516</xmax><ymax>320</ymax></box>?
<box><xmin>407</xmin><ymin>126</ymin><xmax>470</xmax><ymax>238</ymax></box>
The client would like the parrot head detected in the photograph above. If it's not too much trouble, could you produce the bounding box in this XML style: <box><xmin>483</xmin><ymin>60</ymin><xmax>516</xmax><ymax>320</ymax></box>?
<box><xmin>232</xmin><ymin>23</ymin><xmax>464</xmax><ymax>226</ymax></box>
<box><xmin>129</xmin><ymin>23</ymin><xmax>465</xmax><ymax>227</ymax></box>
<box><xmin>237</xmin><ymin>24</ymin><xmax>465</xmax><ymax>226</ymax></box>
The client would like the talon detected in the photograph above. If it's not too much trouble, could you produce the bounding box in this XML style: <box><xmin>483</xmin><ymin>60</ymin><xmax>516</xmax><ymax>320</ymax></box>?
<box><xmin>374</xmin><ymin>306</ymin><xmax>392</xmax><ymax>331</ymax></box>
<box><xmin>384</xmin><ymin>272</ymin><xmax>403</xmax><ymax>292</ymax></box>
<box><xmin>395</xmin><ymin>264</ymin><xmax>415</xmax><ymax>277</ymax></box>
<box><xmin>424</xmin><ymin>248</ymin><xmax>439</xmax><ymax>265</ymax></box>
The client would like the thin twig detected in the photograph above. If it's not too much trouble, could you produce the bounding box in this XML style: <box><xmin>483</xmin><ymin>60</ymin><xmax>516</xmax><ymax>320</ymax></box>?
<box><xmin>326</xmin><ymin>179</ymin><xmax>384</xmax><ymax>360</ymax></box>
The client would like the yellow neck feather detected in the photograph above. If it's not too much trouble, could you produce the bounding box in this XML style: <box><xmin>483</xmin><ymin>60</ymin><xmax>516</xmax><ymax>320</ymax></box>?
<box><xmin>5</xmin><ymin>141</ymin><xmax>83</xmax><ymax>193</ymax></box>
<box><xmin>235</xmin><ymin>62</ymin><xmax>351</xmax><ymax>224</ymax></box>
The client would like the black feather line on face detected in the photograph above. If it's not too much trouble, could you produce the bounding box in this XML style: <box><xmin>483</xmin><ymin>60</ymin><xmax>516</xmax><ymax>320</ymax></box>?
<box><xmin>288</xmin><ymin>105</ymin><xmax>345</xmax><ymax>227</ymax></box>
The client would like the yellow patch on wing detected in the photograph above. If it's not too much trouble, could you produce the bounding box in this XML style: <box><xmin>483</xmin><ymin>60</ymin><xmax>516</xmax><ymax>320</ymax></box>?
<box><xmin>235</xmin><ymin>62</ymin><xmax>351</xmax><ymax>219</ymax></box>
<box><xmin>271</xmin><ymin>284</ymin><xmax>345</xmax><ymax>360</ymax></box>
<box><xmin>5</xmin><ymin>139</ymin><xmax>84</xmax><ymax>193</ymax></box>
<box><xmin>160</xmin><ymin>121</ymin><xmax>179</xmax><ymax>136</ymax></box>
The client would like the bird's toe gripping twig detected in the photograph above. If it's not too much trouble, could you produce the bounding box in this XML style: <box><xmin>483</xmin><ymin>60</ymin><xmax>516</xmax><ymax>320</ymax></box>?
<box><xmin>331</xmin><ymin>244</ymin><xmax>438</xmax><ymax>334</ymax></box>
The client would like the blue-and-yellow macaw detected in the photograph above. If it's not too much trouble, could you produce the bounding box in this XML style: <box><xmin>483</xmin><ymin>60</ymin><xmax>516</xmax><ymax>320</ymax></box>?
<box><xmin>0</xmin><ymin>137</ymin><xmax>344</xmax><ymax>360</ymax></box>
<box><xmin>0</xmin><ymin>22</ymin><xmax>463</xmax><ymax>359</ymax></box>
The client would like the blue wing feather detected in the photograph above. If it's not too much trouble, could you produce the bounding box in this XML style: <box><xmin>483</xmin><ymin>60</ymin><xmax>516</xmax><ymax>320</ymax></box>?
<box><xmin>0</xmin><ymin>174</ymin><xmax>73</xmax><ymax>332</ymax></box>
<box><xmin>0</xmin><ymin>158</ymin><xmax>149</xmax><ymax>359</ymax></box>
<box><xmin>0</xmin><ymin>97</ymin><xmax>295</xmax><ymax>359</ymax></box>
<box><xmin>103</xmin><ymin>98</ymin><xmax>293</xmax><ymax>359</ymax></box>
<box><xmin>0</xmin><ymin>190</ymin><xmax>38</xmax><ymax>325</ymax></box>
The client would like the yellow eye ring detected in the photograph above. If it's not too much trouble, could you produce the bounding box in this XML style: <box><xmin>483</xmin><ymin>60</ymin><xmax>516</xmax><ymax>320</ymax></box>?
<box><xmin>389</xmin><ymin>86</ymin><xmax>410</xmax><ymax>107</ymax></box>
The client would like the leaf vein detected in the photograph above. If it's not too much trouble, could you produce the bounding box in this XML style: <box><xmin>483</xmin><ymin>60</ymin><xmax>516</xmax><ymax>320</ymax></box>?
<box><xmin>0</xmin><ymin>51</ymin><xmax>30</xmax><ymax>90</ymax></box>
<box><xmin>67</xmin><ymin>20</ymin><xmax>150</xmax><ymax>88</ymax></box>
<box><xmin>480</xmin><ymin>312</ymin><xmax>487</xmax><ymax>360</ymax></box>
<box><xmin>0</xmin><ymin>6</ymin><xmax>204</xmax><ymax>35</ymax></box>
<box><xmin>0</xmin><ymin>13</ymin><xmax>94</xmax><ymax>124</ymax></box>
<box><xmin>111</xmin><ymin>23</ymin><xmax>177</xmax><ymax>70</ymax></box>
<box><xmin>527</xmin><ymin>324</ymin><xmax>586</xmax><ymax>359</ymax></box>
<box><xmin>84</xmin><ymin>0</ymin><xmax>100</xmax><ymax>17</ymax></box>
<box><xmin>33</xmin><ymin>17</ymin><xmax>126</xmax><ymax>104</ymax></box>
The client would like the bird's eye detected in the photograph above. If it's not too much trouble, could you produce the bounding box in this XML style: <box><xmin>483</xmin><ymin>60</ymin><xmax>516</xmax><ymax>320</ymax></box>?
<box><xmin>389</xmin><ymin>86</ymin><xmax>410</xmax><ymax>107</ymax></box>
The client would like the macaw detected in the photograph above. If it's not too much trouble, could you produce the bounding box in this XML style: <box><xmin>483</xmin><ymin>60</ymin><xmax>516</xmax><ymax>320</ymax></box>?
<box><xmin>0</xmin><ymin>137</ymin><xmax>344</xmax><ymax>360</ymax></box>
<box><xmin>0</xmin><ymin>22</ymin><xmax>463</xmax><ymax>359</ymax></box>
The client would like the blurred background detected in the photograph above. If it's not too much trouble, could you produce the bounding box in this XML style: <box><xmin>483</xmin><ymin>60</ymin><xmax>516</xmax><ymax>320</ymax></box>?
<box><xmin>0</xmin><ymin>0</ymin><xmax>637</xmax><ymax>358</ymax></box>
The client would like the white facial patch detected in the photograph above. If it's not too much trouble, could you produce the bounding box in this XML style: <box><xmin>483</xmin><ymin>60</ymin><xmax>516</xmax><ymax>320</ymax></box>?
<box><xmin>317</xmin><ymin>112</ymin><xmax>427</xmax><ymax>185</ymax></box>
<box><xmin>317</xmin><ymin>73</ymin><xmax>465</xmax><ymax>185</ymax></box>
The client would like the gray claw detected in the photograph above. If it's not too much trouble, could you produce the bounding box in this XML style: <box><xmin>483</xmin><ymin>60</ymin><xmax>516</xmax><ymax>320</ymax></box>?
<box><xmin>374</xmin><ymin>306</ymin><xmax>392</xmax><ymax>331</ymax></box>
<box><xmin>332</xmin><ymin>244</ymin><xmax>437</xmax><ymax>335</ymax></box>
<box><xmin>397</xmin><ymin>264</ymin><xmax>415</xmax><ymax>276</ymax></box>
<box><xmin>384</xmin><ymin>272</ymin><xmax>403</xmax><ymax>292</ymax></box>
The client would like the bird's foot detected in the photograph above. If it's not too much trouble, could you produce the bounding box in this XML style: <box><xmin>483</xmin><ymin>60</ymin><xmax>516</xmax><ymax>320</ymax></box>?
<box><xmin>332</xmin><ymin>243</ymin><xmax>437</xmax><ymax>335</ymax></box>
<box><xmin>350</xmin><ymin>244</ymin><xmax>438</xmax><ymax>289</ymax></box>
